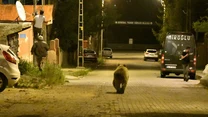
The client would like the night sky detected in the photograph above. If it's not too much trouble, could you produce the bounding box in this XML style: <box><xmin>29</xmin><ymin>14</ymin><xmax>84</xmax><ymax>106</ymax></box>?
<box><xmin>105</xmin><ymin>0</ymin><xmax>208</xmax><ymax>45</ymax></box>
<box><xmin>106</xmin><ymin>0</ymin><xmax>162</xmax><ymax>45</ymax></box>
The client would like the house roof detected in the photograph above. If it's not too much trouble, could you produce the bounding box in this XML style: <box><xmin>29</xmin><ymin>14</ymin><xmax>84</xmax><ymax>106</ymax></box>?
<box><xmin>0</xmin><ymin>5</ymin><xmax>53</xmax><ymax>24</ymax></box>
<box><xmin>0</xmin><ymin>22</ymin><xmax>31</xmax><ymax>38</ymax></box>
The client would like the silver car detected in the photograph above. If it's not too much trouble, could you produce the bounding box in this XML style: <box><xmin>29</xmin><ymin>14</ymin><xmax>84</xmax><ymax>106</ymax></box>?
<box><xmin>0</xmin><ymin>44</ymin><xmax>20</xmax><ymax>92</ymax></box>
<box><xmin>102</xmin><ymin>48</ymin><xmax>113</xmax><ymax>58</ymax></box>
<box><xmin>144</xmin><ymin>49</ymin><xmax>158</xmax><ymax>61</ymax></box>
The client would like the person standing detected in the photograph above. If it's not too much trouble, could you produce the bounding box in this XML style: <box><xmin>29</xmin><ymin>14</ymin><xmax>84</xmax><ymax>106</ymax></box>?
<box><xmin>180</xmin><ymin>47</ymin><xmax>191</xmax><ymax>82</ymax></box>
<box><xmin>31</xmin><ymin>35</ymin><xmax>49</xmax><ymax>71</ymax></box>
<box><xmin>33</xmin><ymin>10</ymin><xmax>46</xmax><ymax>39</ymax></box>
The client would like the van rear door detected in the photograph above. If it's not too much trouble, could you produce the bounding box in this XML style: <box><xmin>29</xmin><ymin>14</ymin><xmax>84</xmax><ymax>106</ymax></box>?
<box><xmin>164</xmin><ymin>40</ymin><xmax>182</xmax><ymax>69</ymax></box>
<box><xmin>163</xmin><ymin>34</ymin><xmax>195</xmax><ymax>70</ymax></box>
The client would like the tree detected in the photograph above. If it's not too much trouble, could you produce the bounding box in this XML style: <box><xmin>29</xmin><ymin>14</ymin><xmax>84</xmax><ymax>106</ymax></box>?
<box><xmin>51</xmin><ymin>0</ymin><xmax>78</xmax><ymax>51</ymax></box>
<box><xmin>153</xmin><ymin>0</ymin><xmax>187</xmax><ymax>44</ymax></box>
<box><xmin>50</xmin><ymin>0</ymin><xmax>119</xmax><ymax>66</ymax></box>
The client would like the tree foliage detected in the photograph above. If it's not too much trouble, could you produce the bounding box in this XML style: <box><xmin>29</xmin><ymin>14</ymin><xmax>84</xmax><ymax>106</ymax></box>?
<box><xmin>51</xmin><ymin>0</ymin><xmax>78</xmax><ymax>51</ymax></box>
<box><xmin>83</xmin><ymin>0</ymin><xmax>102</xmax><ymax>37</ymax></box>
<box><xmin>193</xmin><ymin>16</ymin><xmax>208</xmax><ymax>33</ymax></box>
<box><xmin>153</xmin><ymin>0</ymin><xmax>188</xmax><ymax>44</ymax></box>
<box><xmin>51</xmin><ymin>0</ymin><xmax>119</xmax><ymax>52</ymax></box>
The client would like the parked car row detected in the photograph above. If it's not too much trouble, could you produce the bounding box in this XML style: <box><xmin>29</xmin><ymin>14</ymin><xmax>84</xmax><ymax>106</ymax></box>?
<box><xmin>83</xmin><ymin>47</ymin><xmax>113</xmax><ymax>63</ymax></box>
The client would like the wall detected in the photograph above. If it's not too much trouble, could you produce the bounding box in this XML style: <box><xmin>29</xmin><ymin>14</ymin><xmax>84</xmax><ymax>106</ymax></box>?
<box><xmin>18</xmin><ymin>26</ymin><xmax>33</xmax><ymax>62</ymax></box>
<box><xmin>107</xmin><ymin>43</ymin><xmax>161</xmax><ymax>51</ymax></box>
<box><xmin>47</xmin><ymin>38</ymin><xmax>62</xmax><ymax>66</ymax></box>
<box><xmin>196</xmin><ymin>43</ymin><xmax>206</xmax><ymax>69</ymax></box>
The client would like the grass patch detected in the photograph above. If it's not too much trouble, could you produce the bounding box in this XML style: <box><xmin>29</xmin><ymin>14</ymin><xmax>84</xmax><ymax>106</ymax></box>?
<box><xmin>17</xmin><ymin>60</ymin><xmax>65</xmax><ymax>89</ymax></box>
<box><xmin>97</xmin><ymin>57</ymin><xmax>105</xmax><ymax>65</ymax></box>
<box><xmin>67</xmin><ymin>68</ymin><xmax>91</xmax><ymax>77</ymax></box>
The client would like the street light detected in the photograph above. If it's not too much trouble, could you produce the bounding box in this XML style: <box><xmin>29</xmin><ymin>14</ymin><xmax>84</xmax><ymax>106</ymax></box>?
<box><xmin>100</xmin><ymin>0</ymin><xmax>104</xmax><ymax>56</ymax></box>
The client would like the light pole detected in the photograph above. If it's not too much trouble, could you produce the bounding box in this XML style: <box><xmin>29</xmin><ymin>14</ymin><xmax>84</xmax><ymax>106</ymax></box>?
<box><xmin>160</xmin><ymin>0</ymin><xmax>165</xmax><ymax>23</ymax></box>
<box><xmin>100</xmin><ymin>0</ymin><xmax>104</xmax><ymax>56</ymax></box>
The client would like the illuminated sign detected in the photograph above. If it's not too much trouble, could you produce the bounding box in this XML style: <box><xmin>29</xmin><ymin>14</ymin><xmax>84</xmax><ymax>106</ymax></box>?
<box><xmin>115</xmin><ymin>21</ymin><xmax>153</xmax><ymax>25</ymax></box>
<box><xmin>166</xmin><ymin>35</ymin><xmax>191</xmax><ymax>41</ymax></box>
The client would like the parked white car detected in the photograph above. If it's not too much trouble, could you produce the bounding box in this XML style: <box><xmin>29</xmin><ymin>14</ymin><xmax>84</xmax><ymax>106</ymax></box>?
<box><xmin>144</xmin><ymin>49</ymin><xmax>158</xmax><ymax>61</ymax></box>
<box><xmin>102</xmin><ymin>48</ymin><xmax>113</xmax><ymax>58</ymax></box>
<box><xmin>0</xmin><ymin>44</ymin><xmax>20</xmax><ymax>92</ymax></box>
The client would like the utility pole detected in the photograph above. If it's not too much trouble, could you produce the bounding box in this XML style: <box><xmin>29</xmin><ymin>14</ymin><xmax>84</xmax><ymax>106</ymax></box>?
<box><xmin>186</xmin><ymin>0</ymin><xmax>191</xmax><ymax>32</ymax></box>
<box><xmin>33</xmin><ymin>0</ymin><xmax>37</xmax><ymax>15</ymax></box>
<box><xmin>188</xmin><ymin>0</ymin><xmax>192</xmax><ymax>32</ymax></box>
<box><xmin>77</xmin><ymin>0</ymin><xmax>84</xmax><ymax>67</ymax></box>
<box><xmin>41</xmin><ymin>0</ymin><xmax>47</xmax><ymax>41</ymax></box>
<box><xmin>42</xmin><ymin>0</ymin><xmax>45</xmax><ymax>5</ymax></box>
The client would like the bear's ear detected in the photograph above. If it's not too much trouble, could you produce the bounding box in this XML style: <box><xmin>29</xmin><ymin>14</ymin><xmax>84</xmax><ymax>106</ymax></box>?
<box><xmin>123</xmin><ymin>64</ymin><xmax>126</xmax><ymax>67</ymax></box>
<box><xmin>117</xmin><ymin>64</ymin><xmax>120</xmax><ymax>66</ymax></box>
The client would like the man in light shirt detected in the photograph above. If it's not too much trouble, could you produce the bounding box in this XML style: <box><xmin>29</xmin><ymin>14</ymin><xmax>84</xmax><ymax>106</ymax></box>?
<box><xmin>33</xmin><ymin>10</ymin><xmax>46</xmax><ymax>40</ymax></box>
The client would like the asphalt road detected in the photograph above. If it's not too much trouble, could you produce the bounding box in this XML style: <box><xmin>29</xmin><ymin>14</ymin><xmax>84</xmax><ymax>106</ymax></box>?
<box><xmin>0</xmin><ymin>52</ymin><xmax>207</xmax><ymax>117</ymax></box>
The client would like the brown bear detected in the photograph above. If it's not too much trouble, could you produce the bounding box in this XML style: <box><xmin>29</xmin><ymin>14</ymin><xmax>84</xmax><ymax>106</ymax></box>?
<box><xmin>113</xmin><ymin>64</ymin><xmax>129</xmax><ymax>94</ymax></box>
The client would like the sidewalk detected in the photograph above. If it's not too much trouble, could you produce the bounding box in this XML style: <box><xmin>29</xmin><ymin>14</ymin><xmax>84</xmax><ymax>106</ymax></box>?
<box><xmin>196</xmin><ymin>70</ymin><xmax>204</xmax><ymax>79</ymax></box>
<box><xmin>62</xmin><ymin>68</ymin><xmax>86</xmax><ymax>82</ymax></box>
<box><xmin>195</xmin><ymin>69</ymin><xmax>208</xmax><ymax>87</ymax></box>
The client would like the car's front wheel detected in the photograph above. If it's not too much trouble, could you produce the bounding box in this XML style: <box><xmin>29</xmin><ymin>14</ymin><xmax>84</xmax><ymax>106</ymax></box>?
<box><xmin>0</xmin><ymin>74</ymin><xmax>8</xmax><ymax>92</ymax></box>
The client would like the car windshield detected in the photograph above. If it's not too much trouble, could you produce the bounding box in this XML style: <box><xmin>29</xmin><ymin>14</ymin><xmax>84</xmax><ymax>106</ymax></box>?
<box><xmin>147</xmin><ymin>50</ymin><xmax>156</xmax><ymax>53</ymax></box>
<box><xmin>84</xmin><ymin>50</ymin><xmax>95</xmax><ymax>53</ymax></box>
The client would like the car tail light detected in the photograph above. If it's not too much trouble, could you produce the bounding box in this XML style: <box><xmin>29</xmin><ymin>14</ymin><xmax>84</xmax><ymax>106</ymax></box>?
<box><xmin>161</xmin><ymin>68</ymin><xmax>166</xmax><ymax>71</ymax></box>
<box><xmin>193</xmin><ymin>55</ymin><xmax>196</xmax><ymax>66</ymax></box>
<box><xmin>2</xmin><ymin>51</ymin><xmax>16</xmax><ymax>64</ymax></box>
<box><xmin>161</xmin><ymin>54</ymin><xmax>164</xmax><ymax>64</ymax></box>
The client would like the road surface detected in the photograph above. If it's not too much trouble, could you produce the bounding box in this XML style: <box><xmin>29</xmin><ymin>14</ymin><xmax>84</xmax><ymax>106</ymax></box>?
<box><xmin>0</xmin><ymin>52</ymin><xmax>207</xmax><ymax>117</ymax></box>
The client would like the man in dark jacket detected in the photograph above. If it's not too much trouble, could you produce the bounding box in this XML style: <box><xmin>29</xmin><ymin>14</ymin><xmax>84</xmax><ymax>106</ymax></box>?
<box><xmin>31</xmin><ymin>35</ymin><xmax>49</xmax><ymax>71</ymax></box>
<box><xmin>180</xmin><ymin>46</ymin><xmax>190</xmax><ymax>82</ymax></box>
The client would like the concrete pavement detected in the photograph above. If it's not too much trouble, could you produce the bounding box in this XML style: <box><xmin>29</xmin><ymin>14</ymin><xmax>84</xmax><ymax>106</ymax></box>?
<box><xmin>0</xmin><ymin>69</ymin><xmax>207</xmax><ymax>117</ymax></box>
<box><xmin>61</xmin><ymin>69</ymin><xmax>208</xmax><ymax>117</ymax></box>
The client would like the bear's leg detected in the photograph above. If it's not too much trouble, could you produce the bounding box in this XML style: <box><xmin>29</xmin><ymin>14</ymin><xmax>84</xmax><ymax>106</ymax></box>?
<box><xmin>120</xmin><ymin>82</ymin><xmax>127</xmax><ymax>94</ymax></box>
<box><xmin>113</xmin><ymin>80</ymin><xmax>121</xmax><ymax>93</ymax></box>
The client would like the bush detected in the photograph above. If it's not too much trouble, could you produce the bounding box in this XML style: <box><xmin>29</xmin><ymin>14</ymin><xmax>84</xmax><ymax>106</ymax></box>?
<box><xmin>16</xmin><ymin>60</ymin><xmax>65</xmax><ymax>89</ymax></box>
<box><xmin>18</xmin><ymin>59</ymin><xmax>35</xmax><ymax>75</ymax></box>
<box><xmin>39</xmin><ymin>63</ymin><xmax>65</xmax><ymax>86</ymax></box>
<box><xmin>97</xmin><ymin>57</ymin><xmax>105</xmax><ymax>65</ymax></box>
